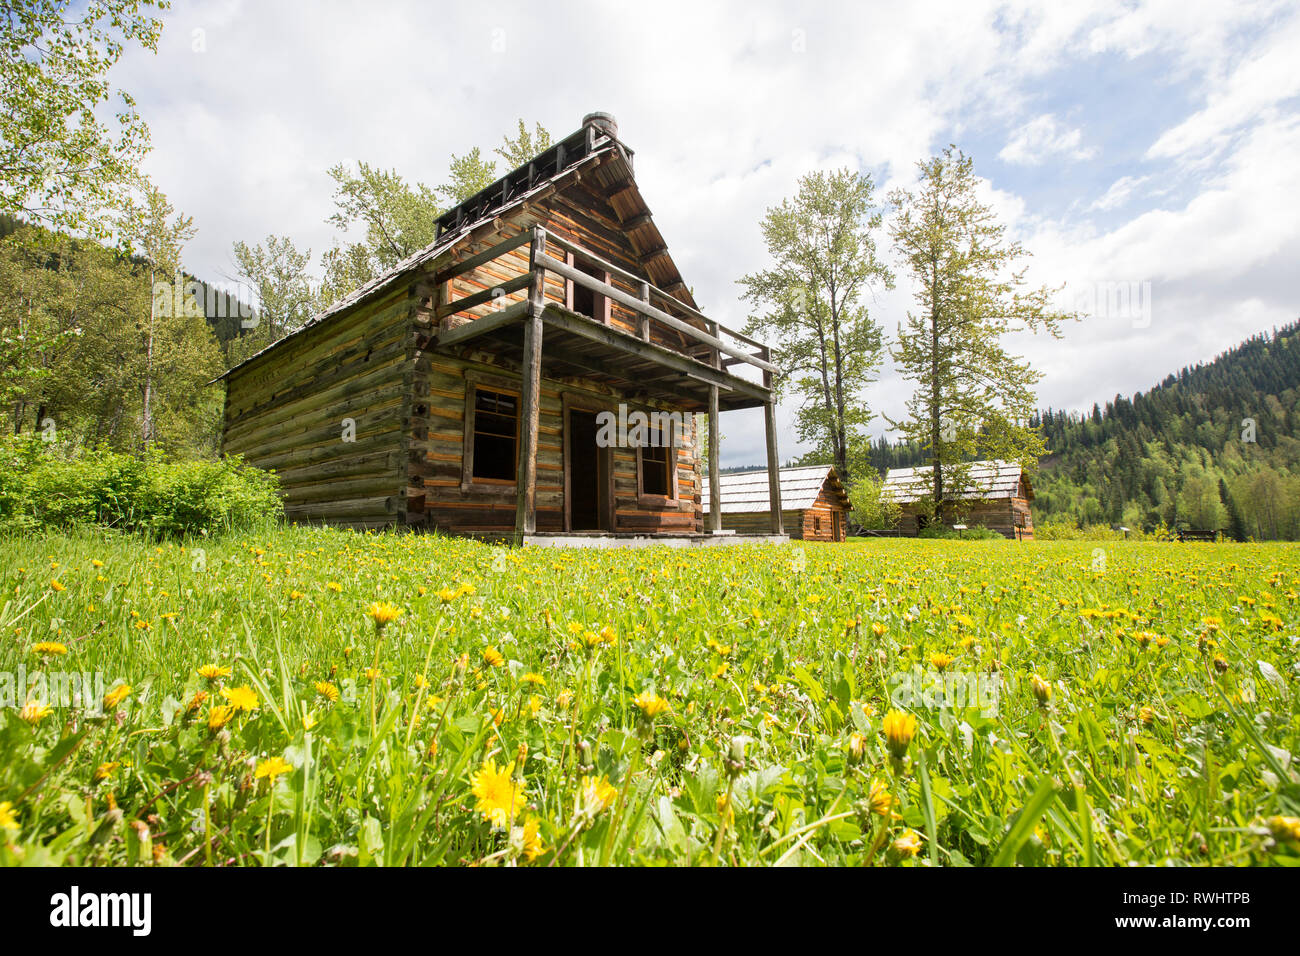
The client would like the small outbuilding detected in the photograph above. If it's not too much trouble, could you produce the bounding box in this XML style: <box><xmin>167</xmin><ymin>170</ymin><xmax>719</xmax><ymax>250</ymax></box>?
<box><xmin>881</xmin><ymin>460</ymin><xmax>1035</xmax><ymax>540</ymax></box>
<box><xmin>702</xmin><ymin>464</ymin><xmax>851</xmax><ymax>541</ymax></box>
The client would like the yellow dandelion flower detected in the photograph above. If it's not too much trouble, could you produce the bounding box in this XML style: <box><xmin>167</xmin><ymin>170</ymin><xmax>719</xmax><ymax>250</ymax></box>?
<box><xmin>483</xmin><ymin>645</ymin><xmax>505</xmax><ymax>667</ymax></box>
<box><xmin>220</xmin><ymin>685</ymin><xmax>259</xmax><ymax>712</ymax></box>
<box><xmin>103</xmin><ymin>684</ymin><xmax>131</xmax><ymax>709</ymax></box>
<box><xmin>207</xmin><ymin>704</ymin><xmax>236</xmax><ymax>730</ymax></box>
<box><xmin>315</xmin><ymin>681</ymin><xmax>340</xmax><ymax>702</ymax></box>
<box><xmin>198</xmin><ymin>664</ymin><xmax>230</xmax><ymax>681</ymax></box>
<box><xmin>633</xmin><ymin>690</ymin><xmax>670</xmax><ymax>719</ymax></box>
<box><xmin>892</xmin><ymin>828</ymin><xmax>923</xmax><ymax>858</ymax></box>
<box><xmin>19</xmin><ymin>700</ymin><xmax>52</xmax><ymax>724</ymax></box>
<box><xmin>511</xmin><ymin>815</ymin><xmax>546</xmax><ymax>862</ymax></box>
<box><xmin>255</xmin><ymin>756</ymin><xmax>293</xmax><ymax>780</ymax></box>
<box><xmin>32</xmin><ymin>641</ymin><xmax>67</xmax><ymax>656</ymax></box>
<box><xmin>50</xmin><ymin>579</ymin><xmax>65</xmax><ymax>592</ymax></box>
<box><xmin>579</xmin><ymin>775</ymin><xmax>618</xmax><ymax>814</ymax></box>
<box><xmin>470</xmin><ymin>759</ymin><xmax>525</xmax><ymax>827</ymax></box>
<box><xmin>366</xmin><ymin>601</ymin><xmax>403</xmax><ymax>629</ymax></box>
<box><xmin>94</xmin><ymin>762</ymin><xmax>120</xmax><ymax>782</ymax></box>
<box><xmin>520</xmin><ymin>672</ymin><xmax>546</xmax><ymax>686</ymax></box>
<box><xmin>866</xmin><ymin>779</ymin><xmax>894</xmax><ymax>817</ymax></box>
<box><xmin>0</xmin><ymin>801</ymin><xmax>18</xmax><ymax>831</ymax></box>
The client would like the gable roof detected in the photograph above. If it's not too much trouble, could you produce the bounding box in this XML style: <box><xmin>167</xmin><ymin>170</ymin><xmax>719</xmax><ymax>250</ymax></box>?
<box><xmin>218</xmin><ymin>113</ymin><xmax>696</xmax><ymax>382</ymax></box>
<box><xmin>701</xmin><ymin>464</ymin><xmax>849</xmax><ymax>514</ymax></box>
<box><xmin>881</xmin><ymin>460</ymin><xmax>1032</xmax><ymax>503</ymax></box>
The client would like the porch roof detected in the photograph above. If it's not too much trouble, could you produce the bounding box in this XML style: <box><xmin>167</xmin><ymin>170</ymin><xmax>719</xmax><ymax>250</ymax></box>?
<box><xmin>436</xmin><ymin>299</ymin><xmax>771</xmax><ymax>412</ymax></box>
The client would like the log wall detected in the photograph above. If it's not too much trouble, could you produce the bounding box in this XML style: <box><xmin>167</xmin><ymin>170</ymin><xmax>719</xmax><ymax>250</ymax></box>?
<box><xmin>221</xmin><ymin>288</ymin><xmax>414</xmax><ymax>529</ymax></box>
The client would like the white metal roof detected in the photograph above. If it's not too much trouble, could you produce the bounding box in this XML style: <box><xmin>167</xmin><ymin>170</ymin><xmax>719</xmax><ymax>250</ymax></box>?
<box><xmin>880</xmin><ymin>460</ymin><xmax>1027</xmax><ymax>503</ymax></box>
<box><xmin>701</xmin><ymin>465</ymin><xmax>844</xmax><ymax>514</ymax></box>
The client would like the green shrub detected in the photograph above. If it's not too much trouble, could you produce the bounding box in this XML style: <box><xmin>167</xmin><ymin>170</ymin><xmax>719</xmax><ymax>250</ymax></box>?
<box><xmin>0</xmin><ymin>436</ymin><xmax>281</xmax><ymax>537</ymax></box>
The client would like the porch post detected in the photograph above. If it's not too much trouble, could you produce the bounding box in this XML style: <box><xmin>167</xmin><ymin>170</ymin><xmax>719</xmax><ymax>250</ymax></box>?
<box><xmin>515</xmin><ymin>227</ymin><xmax>547</xmax><ymax>537</ymax></box>
<box><xmin>762</xmin><ymin>353</ymin><xmax>783</xmax><ymax>535</ymax></box>
<box><xmin>708</xmin><ymin>384</ymin><xmax>721</xmax><ymax>533</ymax></box>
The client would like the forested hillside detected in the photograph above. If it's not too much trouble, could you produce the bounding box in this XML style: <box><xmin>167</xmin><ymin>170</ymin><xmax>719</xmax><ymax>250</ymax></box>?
<box><xmin>865</xmin><ymin>321</ymin><xmax>1300</xmax><ymax>538</ymax></box>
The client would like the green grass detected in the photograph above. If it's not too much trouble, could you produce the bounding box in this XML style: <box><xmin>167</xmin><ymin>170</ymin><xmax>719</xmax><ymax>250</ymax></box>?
<box><xmin>1</xmin><ymin>528</ymin><xmax>1297</xmax><ymax>866</ymax></box>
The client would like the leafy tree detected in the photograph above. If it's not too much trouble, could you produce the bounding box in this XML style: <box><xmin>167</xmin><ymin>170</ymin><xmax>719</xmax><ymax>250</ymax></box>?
<box><xmin>440</xmin><ymin>148</ymin><xmax>497</xmax><ymax>205</ymax></box>
<box><xmin>0</xmin><ymin>0</ymin><xmax>165</xmax><ymax>235</ymax></box>
<box><xmin>117</xmin><ymin>181</ymin><xmax>195</xmax><ymax>450</ymax></box>
<box><xmin>232</xmin><ymin>235</ymin><xmax>317</xmax><ymax>351</ymax></box>
<box><xmin>318</xmin><ymin>119</ymin><xmax>551</xmax><ymax>305</ymax></box>
<box><xmin>738</xmin><ymin>168</ymin><xmax>892</xmax><ymax>486</ymax></box>
<box><xmin>494</xmin><ymin>120</ymin><xmax>553</xmax><ymax>169</ymax></box>
<box><xmin>888</xmin><ymin>146</ymin><xmax>1069</xmax><ymax>518</ymax></box>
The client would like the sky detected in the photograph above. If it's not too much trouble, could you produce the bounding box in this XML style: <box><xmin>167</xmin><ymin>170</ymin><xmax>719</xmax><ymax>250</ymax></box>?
<box><xmin>111</xmin><ymin>0</ymin><xmax>1300</xmax><ymax>467</ymax></box>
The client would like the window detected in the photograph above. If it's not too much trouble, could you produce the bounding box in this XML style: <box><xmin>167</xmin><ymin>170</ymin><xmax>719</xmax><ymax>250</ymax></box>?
<box><xmin>639</xmin><ymin>422</ymin><xmax>673</xmax><ymax>498</ymax></box>
<box><xmin>814</xmin><ymin>516</ymin><xmax>822</xmax><ymax>534</ymax></box>
<box><xmin>566</xmin><ymin>254</ymin><xmax>609</xmax><ymax>322</ymax></box>
<box><xmin>471</xmin><ymin>388</ymin><xmax>518</xmax><ymax>482</ymax></box>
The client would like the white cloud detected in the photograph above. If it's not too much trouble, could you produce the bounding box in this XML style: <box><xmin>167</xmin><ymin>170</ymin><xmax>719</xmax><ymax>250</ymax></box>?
<box><xmin>1146</xmin><ymin>8</ymin><xmax>1300</xmax><ymax>162</ymax></box>
<box><xmin>999</xmin><ymin>114</ymin><xmax>1097</xmax><ymax>165</ymax></box>
<box><xmin>1088</xmin><ymin>175</ymin><xmax>1150</xmax><ymax>211</ymax></box>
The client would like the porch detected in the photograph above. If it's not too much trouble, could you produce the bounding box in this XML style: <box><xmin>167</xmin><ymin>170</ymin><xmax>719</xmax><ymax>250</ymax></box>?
<box><xmin>430</xmin><ymin>227</ymin><xmax>786</xmax><ymax>540</ymax></box>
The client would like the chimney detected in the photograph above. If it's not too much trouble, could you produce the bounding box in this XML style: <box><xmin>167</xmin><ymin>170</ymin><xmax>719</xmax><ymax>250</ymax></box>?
<box><xmin>583</xmin><ymin>111</ymin><xmax>618</xmax><ymax>139</ymax></box>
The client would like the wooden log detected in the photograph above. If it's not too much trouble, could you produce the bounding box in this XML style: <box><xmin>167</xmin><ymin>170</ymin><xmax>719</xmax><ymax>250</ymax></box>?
<box><xmin>515</xmin><ymin>227</ymin><xmax>547</xmax><ymax>536</ymax></box>
<box><xmin>708</xmin><ymin>384</ymin><xmax>721</xmax><ymax>533</ymax></box>
<box><xmin>763</xmin><ymin>357</ymin><xmax>784</xmax><ymax>535</ymax></box>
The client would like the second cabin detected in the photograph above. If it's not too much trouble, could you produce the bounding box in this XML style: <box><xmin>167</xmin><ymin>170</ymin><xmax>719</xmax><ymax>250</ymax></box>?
<box><xmin>881</xmin><ymin>460</ymin><xmax>1036</xmax><ymax>540</ymax></box>
<box><xmin>216</xmin><ymin>113</ymin><xmax>786</xmax><ymax>543</ymax></box>
<box><xmin>702</xmin><ymin>465</ymin><xmax>851</xmax><ymax>541</ymax></box>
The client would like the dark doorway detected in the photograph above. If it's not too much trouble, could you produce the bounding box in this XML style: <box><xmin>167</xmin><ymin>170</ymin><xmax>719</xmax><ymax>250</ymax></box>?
<box><xmin>567</xmin><ymin>409</ymin><xmax>609</xmax><ymax>531</ymax></box>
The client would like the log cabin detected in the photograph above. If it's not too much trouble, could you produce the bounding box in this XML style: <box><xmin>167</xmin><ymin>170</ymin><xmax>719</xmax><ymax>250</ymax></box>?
<box><xmin>216</xmin><ymin>113</ymin><xmax>786</xmax><ymax>544</ymax></box>
<box><xmin>881</xmin><ymin>460</ymin><xmax>1035</xmax><ymax>540</ymax></box>
<box><xmin>701</xmin><ymin>465</ymin><xmax>851</xmax><ymax>541</ymax></box>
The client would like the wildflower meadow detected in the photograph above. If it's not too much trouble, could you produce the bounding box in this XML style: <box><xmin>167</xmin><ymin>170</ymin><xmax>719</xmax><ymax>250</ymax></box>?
<box><xmin>1</xmin><ymin>530</ymin><xmax>1297</xmax><ymax>866</ymax></box>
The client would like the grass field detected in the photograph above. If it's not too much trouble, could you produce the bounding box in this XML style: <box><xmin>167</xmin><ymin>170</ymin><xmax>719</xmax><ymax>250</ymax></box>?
<box><xmin>1</xmin><ymin>529</ymin><xmax>1297</xmax><ymax>866</ymax></box>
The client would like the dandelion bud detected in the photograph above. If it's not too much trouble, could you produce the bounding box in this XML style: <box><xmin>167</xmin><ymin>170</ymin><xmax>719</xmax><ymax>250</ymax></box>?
<box><xmin>1266</xmin><ymin>815</ymin><xmax>1300</xmax><ymax>845</ymax></box>
<box><xmin>89</xmin><ymin>808</ymin><xmax>123</xmax><ymax>846</ymax></box>
<box><xmin>881</xmin><ymin>710</ymin><xmax>917</xmax><ymax>760</ymax></box>
<box><xmin>725</xmin><ymin>736</ymin><xmax>747</xmax><ymax>778</ymax></box>
<box><xmin>1030</xmin><ymin>674</ymin><xmax>1052</xmax><ymax>706</ymax></box>
<box><xmin>847</xmin><ymin>732</ymin><xmax>868</xmax><ymax>766</ymax></box>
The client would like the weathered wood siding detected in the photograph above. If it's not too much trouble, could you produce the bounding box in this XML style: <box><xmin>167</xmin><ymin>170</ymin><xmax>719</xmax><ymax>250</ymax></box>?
<box><xmin>221</xmin><ymin>288</ymin><xmax>414</xmax><ymax>529</ymax></box>
<box><xmin>405</xmin><ymin>345</ymin><xmax>701</xmax><ymax>535</ymax></box>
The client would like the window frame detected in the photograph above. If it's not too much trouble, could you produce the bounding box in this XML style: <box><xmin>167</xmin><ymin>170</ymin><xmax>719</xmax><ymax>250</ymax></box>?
<box><xmin>564</xmin><ymin>251</ymin><xmax>611</xmax><ymax>324</ymax></box>
<box><xmin>461</xmin><ymin>371</ymin><xmax>522</xmax><ymax>493</ymax></box>
<box><xmin>635</xmin><ymin>416</ymin><xmax>679</xmax><ymax>506</ymax></box>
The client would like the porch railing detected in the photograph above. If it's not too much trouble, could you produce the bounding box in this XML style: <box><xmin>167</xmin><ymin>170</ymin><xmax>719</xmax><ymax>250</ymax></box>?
<box><xmin>433</xmin><ymin>228</ymin><xmax>776</xmax><ymax>376</ymax></box>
